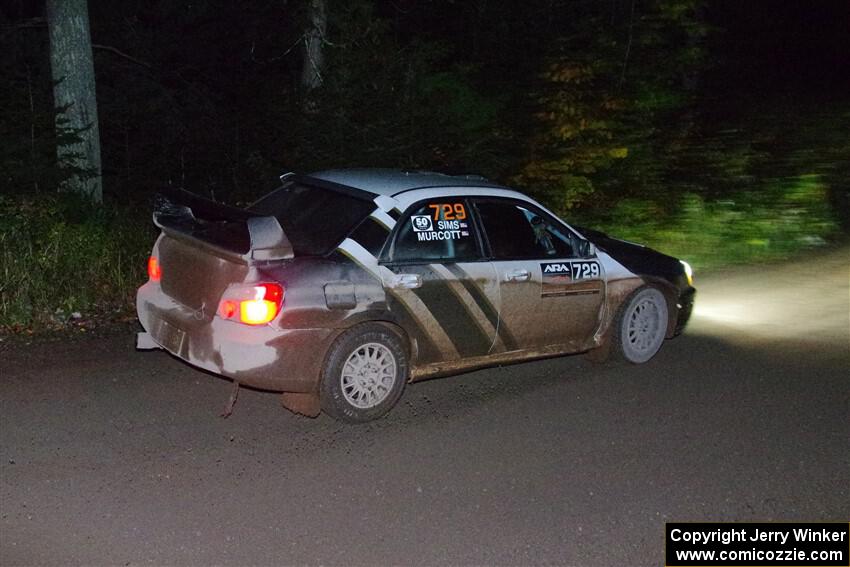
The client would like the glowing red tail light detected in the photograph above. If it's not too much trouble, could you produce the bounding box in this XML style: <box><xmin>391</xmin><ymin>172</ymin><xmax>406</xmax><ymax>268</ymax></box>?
<box><xmin>147</xmin><ymin>256</ymin><xmax>162</xmax><ymax>282</ymax></box>
<box><xmin>218</xmin><ymin>283</ymin><xmax>284</xmax><ymax>325</ymax></box>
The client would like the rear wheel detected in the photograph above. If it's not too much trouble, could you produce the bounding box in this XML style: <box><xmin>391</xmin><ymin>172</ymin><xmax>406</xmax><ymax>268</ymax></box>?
<box><xmin>612</xmin><ymin>287</ymin><xmax>668</xmax><ymax>364</ymax></box>
<box><xmin>320</xmin><ymin>324</ymin><xmax>408</xmax><ymax>423</ymax></box>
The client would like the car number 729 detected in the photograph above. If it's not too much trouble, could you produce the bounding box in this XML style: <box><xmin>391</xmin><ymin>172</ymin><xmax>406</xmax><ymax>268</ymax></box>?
<box><xmin>573</xmin><ymin>261</ymin><xmax>600</xmax><ymax>279</ymax></box>
<box><xmin>428</xmin><ymin>203</ymin><xmax>467</xmax><ymax>220</ymax></box>
<box><xmin>542</xmin><ymin>261</ymin><xmax>600</xmax><ymax>280</ymax></box>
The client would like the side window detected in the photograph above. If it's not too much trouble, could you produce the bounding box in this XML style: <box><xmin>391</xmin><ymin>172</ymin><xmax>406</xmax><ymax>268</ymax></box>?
<box><xmin>389</xmin><ymin>199</ymin><xmax>481</xmax><ymax>263</ymax></box>
<box><xmin>349</xmin><ymin>216</ymin><xmax>390</xmax><ymax>257</ymax></box>
<box><xmin>475</xmin><ymin>200</ymin><xmax>575</xmax><ymax>260</ymax></box>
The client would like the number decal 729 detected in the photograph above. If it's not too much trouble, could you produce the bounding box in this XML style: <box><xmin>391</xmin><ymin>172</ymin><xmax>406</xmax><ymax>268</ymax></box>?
<box><xmin>428</xmin><ymin>203</ymin><xmax>467</xmax><ymax>221</ymax></box>
<box><xmin>541</xmin><ymin>261</ymin><xmax>601</xmax><ymax>280</ymax></box>
<box><xmin>575</xmin><ymin>261</ymin><xmax>600</xmax><ymax>279</ymax></box>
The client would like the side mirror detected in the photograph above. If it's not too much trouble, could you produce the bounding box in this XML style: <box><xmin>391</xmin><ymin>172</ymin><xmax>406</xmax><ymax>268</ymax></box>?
<box><xmin>578</xmin><ymin>240</ymin><xmax>596</xmax><ymax>258</ymax></box>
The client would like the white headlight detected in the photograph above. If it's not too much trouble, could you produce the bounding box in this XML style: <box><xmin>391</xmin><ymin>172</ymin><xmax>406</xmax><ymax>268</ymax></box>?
<box><xmin>680</xmin><ymin>260</ymin><xmax>693</xmax><ymax>286</ymax></box>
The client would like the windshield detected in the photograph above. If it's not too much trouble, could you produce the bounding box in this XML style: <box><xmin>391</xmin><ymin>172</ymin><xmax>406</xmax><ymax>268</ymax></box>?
<box><xmin>250</xmin><ymin>181</ymin><xmax>376</xmax><ymax>256</ymax></box>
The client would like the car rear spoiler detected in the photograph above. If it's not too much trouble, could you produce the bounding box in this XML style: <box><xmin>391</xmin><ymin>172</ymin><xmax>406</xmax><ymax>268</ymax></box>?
<box><xmin>153</xmin><ymin>188</ymin><xmax>294</xmax><ymax>262</ymax></box>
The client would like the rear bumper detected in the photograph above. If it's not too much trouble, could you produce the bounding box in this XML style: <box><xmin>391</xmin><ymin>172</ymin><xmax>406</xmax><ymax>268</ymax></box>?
<box><xmin>136</xmin><ymin>331</ymin><xmax>162</xmax><ymax>350</ymax></box>
<box><xmin>136</xmin><ymin>282</ymin><xmax>336</xmax><ymax>392</ymax></box>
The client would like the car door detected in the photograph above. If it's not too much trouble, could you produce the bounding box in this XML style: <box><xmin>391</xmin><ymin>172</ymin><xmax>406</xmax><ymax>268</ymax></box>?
<box><xmin>472</xmin><ymin>198</ymin><xmax>605</xmax><ymax>352</ymax></box>
<box><xmin>380</xmin><ymin>198</ymin><xmax>502</xmax><ymax>365</ymax></box>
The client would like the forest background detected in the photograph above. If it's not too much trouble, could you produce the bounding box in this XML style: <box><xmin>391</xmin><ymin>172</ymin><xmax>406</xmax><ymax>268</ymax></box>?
<box><xmin>1</xmin><ymin>0</ymin><xmax>848</xmax><ymax>331</ymax></box>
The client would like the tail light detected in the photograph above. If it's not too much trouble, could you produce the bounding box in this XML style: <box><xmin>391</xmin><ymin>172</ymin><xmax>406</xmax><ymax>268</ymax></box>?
<box><xmin>218</xmin><ymin>283</ymin><xmax>284</xmax><ymax>326</ymax></box>
<box><xmin>147</xmin><ymin>256</ymin><xmax>162</xmax><ymax>282</ymax></box>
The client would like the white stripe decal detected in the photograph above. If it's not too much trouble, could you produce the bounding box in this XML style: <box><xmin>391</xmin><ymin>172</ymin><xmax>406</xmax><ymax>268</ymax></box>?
<box><xmin>593</xmin><ymin>250</ymin><xmax>639</xmax><ymax>342</ymax></box>
<box><xmin>337</xmin><ymin>239</ymin><xmax>391</xmax><ymax>281</ymax></box>
<box><xmin>369</xmin><ymin>209</ymin><xmax>396</xmax><ymax>230</ymax></box>
<box><xmin>373</xmin><ymin>195</ymin><xmax>398</xmax><ymax>213</ymax></box>
<box><xmin>337</xmin><ymin>239</ymin><xmax>460</xmax><ymax>360</ymax></box>
<box><xmin>596</xmin><ymin>250</ymin><xmax>635</xmax><ymax>279</ymax></box>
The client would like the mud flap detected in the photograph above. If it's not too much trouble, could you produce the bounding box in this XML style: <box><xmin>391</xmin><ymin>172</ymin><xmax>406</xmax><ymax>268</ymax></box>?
<box><xmin>585</xmin><ymin>341</ymin><xmax>611</xmax><ymax>363</ymax></box>
<box><xmin>220</xmin><ymin>381</ymin><xmax>240</xmax><ymax>418</ymax></box>
<box><xmin>136</xmin><ymin>332</ymin><xmax>163</xmax><ymax>350</ymax></box>
<box><xmin>280</xmin><ymin>392</ymin><xmax>321</xmax><ymax>418</ymax></box>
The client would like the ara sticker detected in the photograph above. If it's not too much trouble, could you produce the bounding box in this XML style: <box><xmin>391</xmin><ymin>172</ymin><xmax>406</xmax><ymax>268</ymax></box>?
<box><xmin>540</xmin><ymin>261</ymin><xmax>602</xmax><ymax>297</ymax></box>
<box><xmin>541</xmin><ymin>261</ymin><xmax>600</xmax><ymax>280</ymax></box>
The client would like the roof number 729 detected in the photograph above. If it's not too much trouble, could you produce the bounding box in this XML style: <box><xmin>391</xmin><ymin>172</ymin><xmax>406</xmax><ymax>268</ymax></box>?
<box><xmin>428</xmin><ymin>203</ymin><xmax>467</xmax><ymax>221</ymax></box>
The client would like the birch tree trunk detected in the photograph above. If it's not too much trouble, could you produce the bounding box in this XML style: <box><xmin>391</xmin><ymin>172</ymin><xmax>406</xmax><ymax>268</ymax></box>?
<box><xmin>301</xmin><ymin>0</ymin><xmax>326</xmax><ymax>109</ymax></box>
<box><xmin>46</xmin><ymin>0</ymin><xmax>102</xmax><ymax>202</ymax></box>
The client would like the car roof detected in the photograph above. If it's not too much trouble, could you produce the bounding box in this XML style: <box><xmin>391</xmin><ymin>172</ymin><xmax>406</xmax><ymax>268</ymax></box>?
<box><xmin>306</xmin><ymin>168</ymin><xmax>587</xmax><ymax>242</ymax></box>
<box><xmin>309</xmin><ymin>168</ymin><xmax>509</xmax><ymax>197</ymax></box>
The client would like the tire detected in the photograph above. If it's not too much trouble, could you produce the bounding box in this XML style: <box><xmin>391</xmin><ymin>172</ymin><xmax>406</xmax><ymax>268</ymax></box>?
<box><xmin>611</xmin><ymin>286</ymin><xmax>669</xmax><ymax>364</ymax></box>
<box><xmin>320</xmin><ymin>324</ymin><xmax>408</xmax><ymax>423</ymax></box>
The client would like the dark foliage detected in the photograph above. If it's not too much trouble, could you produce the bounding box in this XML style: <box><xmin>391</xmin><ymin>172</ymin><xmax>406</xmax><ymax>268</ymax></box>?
<box><xmin>0</xmin><ymin>0</ymin><xmax>846</xmax><ymax>330</ymax></box>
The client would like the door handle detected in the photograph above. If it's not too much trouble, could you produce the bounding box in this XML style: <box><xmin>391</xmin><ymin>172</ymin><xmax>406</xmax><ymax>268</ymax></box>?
<box><xmin>504</xmin><ymin>269</ymin><xmax>531</xmax><ymax>282</ymax></box>
<box><xmin>388</xmin><ymin>273</ymin><xmax>422</xmax><ymax>289</ymax></box>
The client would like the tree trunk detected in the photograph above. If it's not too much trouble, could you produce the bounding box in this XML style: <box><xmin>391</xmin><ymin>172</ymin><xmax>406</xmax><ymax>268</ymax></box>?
<box><xmin>301</xmin><ymin>0</ymin><xmax>326</xmax><ymax>109</ymax></box>
<box><xmin>46</xmin><ymin>0</ymin><xmax>102</xmax><ymax>202</ymax></box>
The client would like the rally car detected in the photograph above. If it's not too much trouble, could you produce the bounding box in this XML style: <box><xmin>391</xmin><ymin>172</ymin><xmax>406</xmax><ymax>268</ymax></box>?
<box><xmin>137</xmin><ymin>169</ymin><xmax>695</xmax><ymax>422</ymax></box>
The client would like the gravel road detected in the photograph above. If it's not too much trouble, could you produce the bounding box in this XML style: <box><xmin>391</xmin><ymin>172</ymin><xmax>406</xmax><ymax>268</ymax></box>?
<box><xmin>1</xmin><ymin>246</ymin><xmax>847</xmax><ymax>566</ymax></box>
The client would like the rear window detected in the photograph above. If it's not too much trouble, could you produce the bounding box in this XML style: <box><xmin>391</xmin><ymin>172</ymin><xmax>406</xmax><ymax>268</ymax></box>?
<box><xmin>250</xmin><ymin>182</ymin><xmax>375</xmax><ymax>256</ymax></box>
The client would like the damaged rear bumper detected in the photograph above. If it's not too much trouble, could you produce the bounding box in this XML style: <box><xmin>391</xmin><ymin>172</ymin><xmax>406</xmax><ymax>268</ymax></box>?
<box><xmin>136</xmin><ymin>331</ymin><xmax>162</xmax><ymax>350</ymax></box>
<box><xmin>136</xmin><ymin>282</ymin><xmax>336</xmax><ymax>392</ymax></box>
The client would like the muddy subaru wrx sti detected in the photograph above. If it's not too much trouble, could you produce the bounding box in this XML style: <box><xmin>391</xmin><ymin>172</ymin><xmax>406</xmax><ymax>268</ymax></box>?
<box><xmin>137</xmin><ymin>169</ymin><xmax>695</xmax><ymax>422</ymax></box>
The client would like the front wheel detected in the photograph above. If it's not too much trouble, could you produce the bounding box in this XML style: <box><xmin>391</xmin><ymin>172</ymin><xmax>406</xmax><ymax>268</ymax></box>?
<box><xmin>320</xmin><ymin>324</ymin><xmax>408</xmax><ymax>423</ymax></box>
<box><xmin>612</xmin><ymin>287</ymin><xmax>669</xmax><ymax>364</ymax></box>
